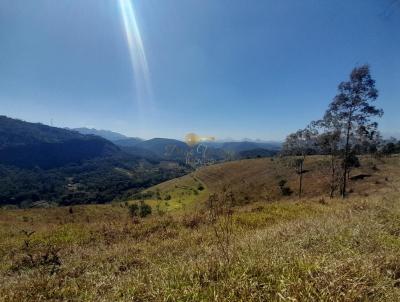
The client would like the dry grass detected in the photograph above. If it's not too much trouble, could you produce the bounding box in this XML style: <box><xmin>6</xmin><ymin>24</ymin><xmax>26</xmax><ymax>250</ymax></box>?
<box><xmin>0</xmin><ymin>155</ymin><xmax>399</xmax><ymax>301</ymax></box>
<box><xmin>147</xmin><ymin>155</ymin><xmax>399</xmax><ymax>205</ymax></box>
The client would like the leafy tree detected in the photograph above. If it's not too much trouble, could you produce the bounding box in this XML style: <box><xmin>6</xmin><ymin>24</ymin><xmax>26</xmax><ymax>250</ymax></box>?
<box><xmin>381</xmin><ymin>138</ymin><xmax>400</xmax><ymax>155</ymax></box>
<box><xmin>324</xmin><ymin>65</ymin><xmax>383</xmax><ymax>197</ymax></box>
<box><xmin>312</xmin><ymin>113</ymin><xmax>343</xmax><ymax>197</ymax></box>
<box><xmin>282</xmin><ymin>127</ymin><xmax>317</xmax><ymax>198</ymax></box>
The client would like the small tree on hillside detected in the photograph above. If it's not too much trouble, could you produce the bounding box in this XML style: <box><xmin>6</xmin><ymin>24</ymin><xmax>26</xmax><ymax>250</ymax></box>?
<box><xmin>282</xmin><ymin>127</ymin><xmax>317</xmax><ymax>198</ymax></box>
<box><xmin>312</xmin><ymin>113</ymin><xmax>343</xmax><ymax>197</ymax></box>
<box><xmin>325</xmin><ymin>65</ymin><xmax>383</xmax><ymax>197</ymax></box>
<box><xmin>352</xmin><ymin>127</ymin><xmax>382</xmax><ymax>155</ymax></box>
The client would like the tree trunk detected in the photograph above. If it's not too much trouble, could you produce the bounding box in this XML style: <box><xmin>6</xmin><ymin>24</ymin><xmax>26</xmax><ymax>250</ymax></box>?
<box><xmin>330</xmin><ymin>155</ymin><xmax>335</xmax><ymax>198</ymax></box>
<box><xmin>298</xmin><ymin>156</ymin><xmax>304</xmax><ymax>199</ymax></box>
<box><xmin>342</xmin><ymin>116</ymin><xmax>352</xmax><ymax>198</ymax></box>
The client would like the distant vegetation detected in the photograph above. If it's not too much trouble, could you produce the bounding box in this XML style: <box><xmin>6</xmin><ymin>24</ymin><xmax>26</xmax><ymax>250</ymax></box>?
<box><xmin>238</xmin><ymin>148</ymin><xmax>278</xmax><ymax>159</ymax></box>
<box><xmin>0</xmin><ymin>117</ymin><xmax>280</xmax><ymax>208</ymax></box>
<box><xmin>71</xmin><ymin>127</ymin><xmax>131</xmax><ymax>142</ymax></box>
<box><xmin>0</xmin><ymin>117</ymin><xmax>190</xmax><ymax>207</ymax></box>
<box><xmin>0</xmin><ymin>153</ymin><xmax>189</xmax><ymax>208</ymax></box>
<box><xmin>0</xmin><ymin>116</ymin><xmax>119</xmax><ymax>169</ymax></box>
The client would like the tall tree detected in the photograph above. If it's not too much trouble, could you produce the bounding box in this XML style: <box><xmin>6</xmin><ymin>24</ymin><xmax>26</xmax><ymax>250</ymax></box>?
<box><xmin>325</xmin><ymin>65</ymin><xmax>383</xmax><ymax>198</ymax></box>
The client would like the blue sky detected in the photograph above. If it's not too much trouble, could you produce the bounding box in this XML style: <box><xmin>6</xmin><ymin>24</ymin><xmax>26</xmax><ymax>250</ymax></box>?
<box><xmin>0</xmin><ymin>0</ymin><xmax>399</xmax><ymax>140</ymax></box>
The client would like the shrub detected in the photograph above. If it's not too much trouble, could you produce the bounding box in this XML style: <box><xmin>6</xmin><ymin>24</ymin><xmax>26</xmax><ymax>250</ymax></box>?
<box><xmin>164</xmin><ymin>194</ymin><xmax>171</xmax><ymax>200</ymax></box>
<box><xmin>139</xmin><ymin>202</ymin><xmax>152</xmax><ymax>218</ymax></box>
<box><xmin>278</xmin><ymin>179</ymin><xmax>293</xmax><ymax>196</ymax></box>
<box><xmin>182</xmin><ymin>213</ymin><xmax>205</xmax><ymax>229</ymax></box>
<box><xmin>281</xmin><ymin>187</ymin><xmax>293</xmax><ymax>196</ymax></box>
<box><xmin>128</xmin><ymin>204</ymin><xmax>139</xmax><ymax>218</ymax></box>
<box><xmin>278</xmin><ymin>179</ymin><xmax>287</xmax><ymax>188</ymax></box>
<box><xmin>207</xmin><ymin>188</ymin><xmax>236</xmax><ymax>263</ymax></box>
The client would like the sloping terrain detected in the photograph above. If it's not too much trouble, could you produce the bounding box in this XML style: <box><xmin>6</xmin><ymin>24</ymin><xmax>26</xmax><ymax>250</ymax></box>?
<box><xmin>145</xmin><ymin>155</ymin><xmax>399</xmax><ymax>208</ymax></box>
<box><xmin>72</xmin><ymin>128</ymin><xmax>131</xmax><ymax>142</ymax></box>
<box><xmin>0</xmin><ymin>156</ymin><xmax>399</xmax><ymax>301</ymax></box>
<box><xmin>0</xmin><ymin>116</ymin><xmax>119</xmax><ymax>169</ymax></box>
<box><xmin>0</xmin><ymin>117</ymin><xmax>190</xmax><ymax>207</ymax></box>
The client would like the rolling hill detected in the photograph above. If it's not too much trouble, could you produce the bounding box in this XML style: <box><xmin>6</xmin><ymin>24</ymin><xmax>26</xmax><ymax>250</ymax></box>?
<box><xmin>140</xmin><ymin>155</ymin><xmax>399</xmax><ymax>211</ymax></box>
<box><xmin>220</xmin><ymin>141</ymin><xmax>281</xmax><ymax>153</ymax></box>
<box><xmin>73</xmin><ymin>126</ymin><xmax>281</xmax><ymax>161</ymax></box>
<box><xmin>136</xmin><ymin>138</ymin><xmax>189</xmax><ymax>158</ymax></box>
<box><xmin>0</xmin><ymin>116</ymin><xmax>191</xmax><ymax>207</ymax></box>
<box><xmin>113</xmin><ymin>137</ymin><xmax>144</xmax><ymax>147</ymax></box>
<box><xmin>1</xmin><ymin>154</ymin><xmax>399</xmax><ymax>301</ymax></box>
<box><xmin>0</xmin><ymin>116</ymin><xmax>119</xmax><ymax>169</ymax></box>
<box><xmin>71</xmin><ymin>127</ymin><xmax>130</xmax><ymax>142</ymax></box>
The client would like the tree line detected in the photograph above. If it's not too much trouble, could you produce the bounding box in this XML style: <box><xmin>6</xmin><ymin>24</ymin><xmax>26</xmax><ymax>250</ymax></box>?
<box><xmin>282</xmin><ymin>65</ymin><xmax>392</xmax><ymax>198</ymax></box>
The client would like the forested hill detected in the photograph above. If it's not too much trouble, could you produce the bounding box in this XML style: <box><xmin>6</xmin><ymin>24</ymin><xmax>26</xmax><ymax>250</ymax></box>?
<box><xmin>0</xmin><ymin>116</ymin><xmax>119</xmax><ymax>169</ymax></box>
<box><xmin>0</xmin><ymin>116</ymin><xmax>191</xmax><ymax>207</ymax></box>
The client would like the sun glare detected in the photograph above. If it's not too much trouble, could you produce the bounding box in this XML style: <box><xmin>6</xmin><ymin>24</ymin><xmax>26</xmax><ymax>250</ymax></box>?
<box><xmin>118</xmin><ymin>0</ymin><xmax>153</xmax><ymax>110</ymax></box>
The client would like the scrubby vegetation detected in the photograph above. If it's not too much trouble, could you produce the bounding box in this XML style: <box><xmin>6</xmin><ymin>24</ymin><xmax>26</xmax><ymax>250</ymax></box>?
<box><xmin>0</xmin><ymin>155</ymin><xmax>399</xmax><ymax>301</ymax></box>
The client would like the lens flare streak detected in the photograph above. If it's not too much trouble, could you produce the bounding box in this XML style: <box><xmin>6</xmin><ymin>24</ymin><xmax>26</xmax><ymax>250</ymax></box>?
<box><xmin>118</xmin><ymin>0</ymin><xmax>152</xmax><ymax>107</ymax></box>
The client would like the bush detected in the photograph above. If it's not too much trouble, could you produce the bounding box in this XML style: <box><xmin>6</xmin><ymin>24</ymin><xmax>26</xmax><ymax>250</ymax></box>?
<box><xmin>278</xmin><ymin>180</ymin><xmax>293</xmax><ymax>196</ymax></box>
<box><xmin>281</xmin><ymin>187</ymin><xmax>293</xmax><ymax>196</ymax></box>
<box><xmin>128</xmin><ymin>204</ymin><xmax>139</xmax><ymax>218</ymax></box>
<box><xmin>278</xmin><ymin>180</ymin><xmax>287</xmax><ymax>188</ymax></box>
<box><xmin>129</xmin><ymin>202</ymin><xmax>152</xmax><ymax>218</ymax></box>
<box><xmin>139</xmin><ymin>202</ymin><xmax>152</xmax><ymax>218</ymax></box>
<box><xmin>164</xmin><ymin>194</ymin><xmax>171</xmax><ymax>200</ymax></box>
<box><xmin>198</xmin><ymin>184</ymin><xmax>205</xmax><ymax>191</ymax></box>
<box><xmin>182</xmin><ymin>213</ymin><xmax>206</xmax><ymax>229</ymax></box>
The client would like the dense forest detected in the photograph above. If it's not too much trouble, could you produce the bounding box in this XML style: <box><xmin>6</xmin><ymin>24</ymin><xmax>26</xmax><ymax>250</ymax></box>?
<box><xmin>0</xmin><ymin>117</ymin><xmax>191</xmax><ymax>207</ymax></box>
<box><xmin>0</xmin><ymin>154</ymin><xmax>190</xmax><ymax>207</ymax></box>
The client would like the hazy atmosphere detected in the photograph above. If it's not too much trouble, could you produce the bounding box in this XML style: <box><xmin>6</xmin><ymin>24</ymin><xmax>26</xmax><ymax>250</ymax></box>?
<box><xmin>1</xmin><ymin>0</ymin><xmax>399</xmax><ymax>140</ymax></box>
<box><xmin>1</xmin><ymin>1</ymin><xmax>400</xmax><ymax>301</ymax></box>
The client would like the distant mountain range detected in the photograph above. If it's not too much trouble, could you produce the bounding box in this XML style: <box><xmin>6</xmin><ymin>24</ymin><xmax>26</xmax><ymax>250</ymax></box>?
<box><xmin>73</xmin><ymin>127</ymin><xmax>282</xmax><ymax>160</ymax></box>
<box><xmin>218</xmin><ymin>141</ymin><xmax>281</xmax><ymax>153</ymax></box>
<box><xmin>112</xmin><ymin>137</ymin><xmax>144</xmax><ymax>147</ymax></box>
<box><xmin>0</xmin><ymin>116</ymin><xmax>281</xmax><ymax>207</ymax></box>
<box><xmin>70</xmin><ymin>127</ymin><xmax>143</xmax><ymax>143</ymax></box>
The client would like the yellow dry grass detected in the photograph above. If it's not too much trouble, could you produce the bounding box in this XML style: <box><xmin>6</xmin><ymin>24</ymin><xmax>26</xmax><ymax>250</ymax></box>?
<box><xmin>0</xmin><ymin>155</ymin><xmax>399</xmax><ymax>301</ymax></box>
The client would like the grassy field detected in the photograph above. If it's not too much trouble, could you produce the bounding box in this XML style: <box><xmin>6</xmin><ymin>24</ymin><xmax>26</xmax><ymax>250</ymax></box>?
<box><xmin>136</xmin><ymin>174</ymin><xmax>208</xmax><ymax>212</ymax></box>
<box><xmin>135</xmin><ymin>155</ymin><xmax>398</xmax><ymax>207</ymax></box>
<box><xmin>0</xmin><ymin>155</ymin><xmax>399</xmax><ymax>301</ymax></box>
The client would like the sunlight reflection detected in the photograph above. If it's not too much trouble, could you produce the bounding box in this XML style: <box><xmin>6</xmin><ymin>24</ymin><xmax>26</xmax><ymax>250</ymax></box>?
<box><xmin>118</xmin><ymin>0</ymin><xmax>153</xmax><ymax>110</ymax></box>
